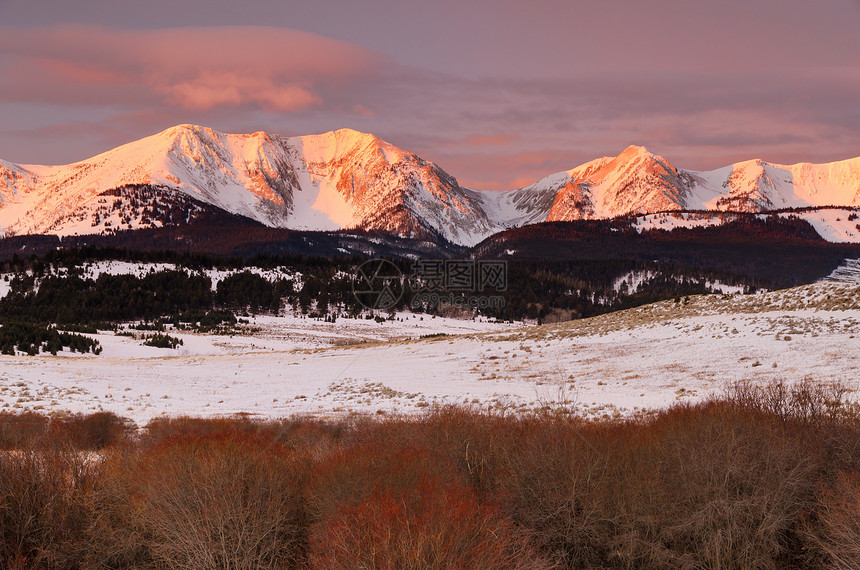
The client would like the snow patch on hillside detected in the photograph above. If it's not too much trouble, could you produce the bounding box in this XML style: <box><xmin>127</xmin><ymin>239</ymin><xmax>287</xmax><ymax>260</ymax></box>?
<box><xmin>821</xmin><ymin>258</ymin><xmax>860</xmax><ymax>283</ymax></box>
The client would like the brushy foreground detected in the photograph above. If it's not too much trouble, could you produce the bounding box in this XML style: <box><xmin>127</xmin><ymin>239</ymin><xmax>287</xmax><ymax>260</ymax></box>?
<box><xmin>1</xmin><ymin>380</ymin><xmax>860</xmax><ymax>569</ymax></box>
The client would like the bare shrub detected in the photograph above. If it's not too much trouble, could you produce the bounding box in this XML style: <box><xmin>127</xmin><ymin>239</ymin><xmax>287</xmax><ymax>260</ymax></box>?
<box><xmin>272</xmin><ymin>416</ymin><xmax>351</xmax><ymax>460</ymax></box>
<box><xmin>48</xmin><ymin>412</ymin><xmax>135</xmax><ymax>450</ymax></box>
<box><xmin>724</xmin><ymin>378</ymin><xmax>856</xmax><ymax>427</ymax></box>
<box><xmin>84</xmin><ymin>444</ymin><xmax>150</xmax><ymax>568</ymax></box>
<box><xmin>0</xmin><ymin>411</ymin><xmax>135</xmax><ymax>451</ymax></box>
<box><xmin>0</xmin><ymin>411</ymin><xmax>49</xmax><ymax>449</ymax></box>
<box><xmin>495</xmin><ymin>417</ymin><xmax>623</xmax><ymax>567</ymax></box>
<box><xmin>141</xmin><ymin>414</ymin><xmax>270</xmax><ymax>446</ymax></box>
<box><xmin>417</xmin><ymin>407</ymin><xmax>604</xmax><ymax>562</ymax></box>
<box><xmin>433</xmin><ymin>402</ymin><xmax>823</xmax><ymax>568</ymax></box>
<box><xmin>0</xmin><ymin>445</ymin><xmax>99</xmax><ymax>568</ymax></box>
<box><xmin>1</xmin><ymin>384</ymin><xmax>859</xmax><ymax>569</ymax></box>
<box><xmin>140</xmin><ymin>414</ymin><xmax>349</xmax><ymax>451</ymax></box>
<box><xmin>306</xmin><ymin>440</ymin><xmax>452</xmax><ymax>524</ymax></box>
<box><xmin>89</xmin><ymin>433</ymin><xmax>306</xmax><ymax>569</ymax></box>
<box><xmin>418</xmin><ymin>406</ymin><xmax>509</xmax><ymax>493</ymax></box>
<box><xmin>605</xmin><ymin>402</ymin><xmax>821</xmax><ymax>569</ymax></box>
<box><xmin>809</xmin><ymin>471</ymin><xmax>860</xmax><ymax>569</ymax></box>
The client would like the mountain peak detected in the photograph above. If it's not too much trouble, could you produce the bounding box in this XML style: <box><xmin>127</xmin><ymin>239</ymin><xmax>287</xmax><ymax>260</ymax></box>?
<box><xmin>160</xmin><ymin>123</ymin><xmax>215</xmax><ymax>138</ymax></box>
<box><xmin>615</xmin><ymin>145</ymin><xmax>662</xmax><ymax>163</ymax></box>
<box><xmin>604</xmin><ymin>145</ymin><xmax>680</xmax><ymax>178</ymax></box>
<box><xmin>296</xmin><ymin>128</ymin><xmax>407</xmax><ymax>167</ymax></box>
<box><xmin>622</xmin><ymin>144</ymin><xmax>650</xmax><ymax>154</ymax></box>
<box><xmin>156</xmin><ymin>124</ymin><xmax>278</xmax><ymax>145</ymax></box>
<box><xmin>331</xmin><ymin>127</ymin><xmax>377</xmax><ymax>141</ymax></box>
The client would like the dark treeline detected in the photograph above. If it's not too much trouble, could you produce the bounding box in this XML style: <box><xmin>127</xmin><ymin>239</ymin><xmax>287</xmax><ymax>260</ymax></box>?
<box><xmin>1</xmin><ymin>212</ymin><xmax>857</xmax><ymax>287</ymax></box>
<box><xmin>473</xmin><ymin>215</ymin><xmax>860</xmax><ymax>286</ymax></box>
<box><xmin>0</xmin><ymin>249</ymin><xmax>765</xmax><ymax>328</ymax></box>
<box><xmin>1</xmin><ymin>271</ymin><xmax>212</xmax><ymax>325</ymax></box>
<box><xmin>484</xmin><ymin>259</ymin><xmax>762</xmax><ymax>323</ymax></box>
<box><xmin>1</xmin><ymin>380</ymin><xmax>860</xmax><ymax>568</ymax></box>
<box><xmin>0</xmin><ymin>266</ymin><xmax>357</xmax><ymax>327</ymax></box>
<box><xmin>0</xmin><ymin>245</ymin><xmax>351</xmax><ymax>274</ymax></box>
<box><xmin>0</xmin><ymin>322</ymin><xmax>101</xmax><ymax>355</ymax></box>
<box><xmin>0</xmin><ymin>224</ymin><xmax>461</xmax><ymax>262</ymax></box>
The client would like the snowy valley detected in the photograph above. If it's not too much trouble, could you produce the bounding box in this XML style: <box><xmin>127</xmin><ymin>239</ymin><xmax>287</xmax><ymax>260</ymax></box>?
<box><xmin>1</xmin><ymin>280</ymin><xmax>858</xmax><ymax>424</ymax></box>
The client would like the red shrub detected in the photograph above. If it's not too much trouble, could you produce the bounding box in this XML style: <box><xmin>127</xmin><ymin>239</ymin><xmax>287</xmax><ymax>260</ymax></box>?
<box><xmin>48</xmin><ymin>412</ymin><xmax>135</xmax><ymax>449</ymax></box>
<box><xmin>309</xmin><ymin>476</ymin><xmax>549</xmax><ymax>569</ymax></box>
<box><xmin>141</xmin><ymin>414</ymin><xmax>266</xmax><ymax>445</ymax></box>
<box><xmin>0</xmin><ymin>411</ymin><xmax>49</xmax><ymax>449</ymax></box>
<box><xmin>307</xmin><ymin>441</ymin><xmax>452</xmax><ymax>521</ymax></box>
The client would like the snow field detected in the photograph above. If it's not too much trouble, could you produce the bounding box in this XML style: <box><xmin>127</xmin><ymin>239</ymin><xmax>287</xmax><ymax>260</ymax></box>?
<box><xmin>0</xmin><ymin>282</ymin><xmax>857</xmax><ymax>424</ymax></box>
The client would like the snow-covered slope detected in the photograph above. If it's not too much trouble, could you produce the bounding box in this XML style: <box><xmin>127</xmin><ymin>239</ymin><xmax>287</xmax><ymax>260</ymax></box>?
<box><xmin>289</xmin><ymin>129</ymin><xmax>497</xmax><ymax>245</ymax></box>
<box><xmin>0</xmin><ymin>126</ymin><xmax>301</xmax><ymax>236</ymax></box>
<box><xmin>2</xmin><ymin>126</ymin><xmax>860</xmax><ymax>245</ymax></box>
<box><xmin>631</xmin><ymin>208</ymin><xmax>860</xmax><ymax>242</ymax></box>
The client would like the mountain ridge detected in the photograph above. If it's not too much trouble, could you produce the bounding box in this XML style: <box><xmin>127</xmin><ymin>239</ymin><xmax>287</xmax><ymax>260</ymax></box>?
<box><xmin>2</xmin><ymin>124</ymin><xmax>860</xmax><ymax>245</ymax></box>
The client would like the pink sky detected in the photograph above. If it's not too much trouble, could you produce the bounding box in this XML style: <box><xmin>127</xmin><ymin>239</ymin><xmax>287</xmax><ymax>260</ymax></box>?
<box><xmin>1</xmin><ymin>0</ymin><xmax>859</xmax><ymax>190</ymax></box>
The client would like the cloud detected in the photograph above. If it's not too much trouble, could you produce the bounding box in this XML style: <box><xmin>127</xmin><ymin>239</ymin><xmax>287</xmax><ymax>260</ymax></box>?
<box><xmin>1</xmin><ymin>24</ymin><xmax>859</xmax><ymax>188</ymax></box>
<box><xmin>0</xmin><ymin>25</ymin><xmax>383</xmax><ymax>111</ymax></box>
<box><xmin>158</xmin><ymin>73</ymin><xmax>320</xmax><ymax>112</ymax></box>
<box><xmin>385</xmin><ymin>67</ymin><xmax>860</xmax><ymax>176</ymax></box>
<box><xmin>420</xmin><ymin>147</ymin><xmax>583</xmax><ymax>192</ymax></box>
<box><xmin>462</xmin><ymin>133</ymin><xmax>518</xmax><ymax>147</ymax></box>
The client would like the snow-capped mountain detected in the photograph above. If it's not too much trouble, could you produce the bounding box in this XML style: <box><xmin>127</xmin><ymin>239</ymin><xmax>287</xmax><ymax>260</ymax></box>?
<box><xmin>1</xmin><ymin>125</ymin><xmax>860</xmax><ymax>246</ymax></box>
<box><xmin>483</xmin><ymin>146</ymin><xmax>698</xmax><ymax>224</ymax></box>
<box><xmin>687</xmin><ymin>158</ymin><xmax>860</xmax><ymax>212</ymax></box>
<box><xmin>486</xmin><ymin>147</ymin><xmax>860</xmax><ymax>224</ymax></box>
<box><xmin>0</xmin><ymin>125</ymin><xmax>496</xmax><ymax>245</ymax></box>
